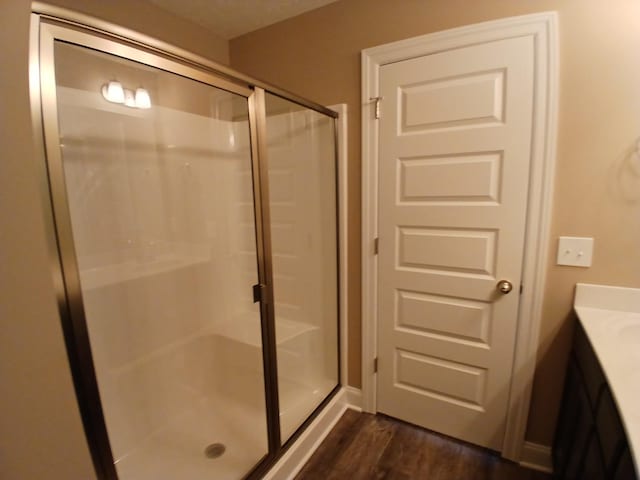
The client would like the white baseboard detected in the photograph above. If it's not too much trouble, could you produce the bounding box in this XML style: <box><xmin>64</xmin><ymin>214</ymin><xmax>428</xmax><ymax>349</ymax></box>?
<box><xmin>345</xmin><ymin>386</ymin><xmax>363</xmax><ymax>411</ymax></box>
<box><xmin>520</xmin><ymin>441</ymin><xmax>553</xmax><ymax>473</ymax></box>
<box><xmin>263</xmin><ymin>387</ymin><xmax>351</xmax><ymax>480</ymax></box>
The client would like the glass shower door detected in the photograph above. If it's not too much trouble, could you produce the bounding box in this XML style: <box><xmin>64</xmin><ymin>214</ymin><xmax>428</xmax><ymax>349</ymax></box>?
<box><xmin>49</xmin><ymin>41</ymin><xmax>269</xmax><ymax>479</ymax></box>
<box><xmin>263</xmin><ymin>93</ymin><xmax>340</xmax><ymax>442</ymax></box>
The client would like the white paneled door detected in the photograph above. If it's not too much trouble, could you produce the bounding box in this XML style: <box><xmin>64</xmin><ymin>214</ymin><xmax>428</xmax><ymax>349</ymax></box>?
<box><xmin>377</xmin><ymin>35</ymin><xmax>534</xmax><ymax>450</ymax></box>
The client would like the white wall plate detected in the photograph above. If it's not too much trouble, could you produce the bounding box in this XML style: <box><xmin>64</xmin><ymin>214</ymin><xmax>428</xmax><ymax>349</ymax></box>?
<box><xmin>557</xmin><ymin>236</ymin><xmax>594</xmax><ymax>267</ymax></box>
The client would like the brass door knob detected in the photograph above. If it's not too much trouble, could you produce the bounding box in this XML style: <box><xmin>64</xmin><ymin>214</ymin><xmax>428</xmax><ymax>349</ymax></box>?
<box><xmin>497</xmin><ymin>280</ymin><xmax>513</xmax><ymax>294</ymax></box>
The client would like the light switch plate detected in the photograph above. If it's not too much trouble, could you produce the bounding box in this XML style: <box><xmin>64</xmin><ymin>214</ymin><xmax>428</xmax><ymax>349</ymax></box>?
<box><xmin>557</xmin><ymin>236</ymin><xmax>594</xmax><ymax>267</ymax></box>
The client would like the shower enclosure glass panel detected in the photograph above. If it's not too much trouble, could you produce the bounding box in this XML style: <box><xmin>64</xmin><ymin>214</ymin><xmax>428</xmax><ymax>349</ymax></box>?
<box><xmin>264</xmin><ymin>93</ymin><xmax>339</xmax><ymax>442</ymax></box>
<box><xmin>53</xmin><ymin>42</ymin><xmax>268</xmax><ymax>479</ymax></box>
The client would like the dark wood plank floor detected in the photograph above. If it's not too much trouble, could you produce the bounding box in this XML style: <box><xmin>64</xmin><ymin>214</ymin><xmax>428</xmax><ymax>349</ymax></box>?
<box><xmin>295</xmin><ymin>410</ymin><xmax>553</xmax><ymax>480</ymax></box>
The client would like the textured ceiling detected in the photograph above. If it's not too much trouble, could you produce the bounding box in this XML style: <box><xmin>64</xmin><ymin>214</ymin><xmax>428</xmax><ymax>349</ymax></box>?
<box><xmin>147</xmin><ymin>0</ymin><xmax>340</xmax><ymax>39</ymax></box>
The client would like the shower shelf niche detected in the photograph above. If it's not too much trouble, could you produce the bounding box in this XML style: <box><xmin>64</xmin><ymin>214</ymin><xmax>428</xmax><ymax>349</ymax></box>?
<box><xmin>79</xmin><ymin>253</ymin><xmax>211</xmax><ymax>290</ymax></box>
<box><xmin>216</xmin><ymin>313</ymin><xmax>319</xmax><ymax>347</ymax></box>
<box><xmin>101</xmin><ymin>314</ymin><xmax>320</xmax><ymax>379</ymax></box>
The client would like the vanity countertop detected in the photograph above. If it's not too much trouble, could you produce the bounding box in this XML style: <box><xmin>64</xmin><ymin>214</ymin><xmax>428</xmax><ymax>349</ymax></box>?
<box><xmin>574</xmin><ymin>283</ymin><xmax>640</xmax><ymax>475</ymax></box>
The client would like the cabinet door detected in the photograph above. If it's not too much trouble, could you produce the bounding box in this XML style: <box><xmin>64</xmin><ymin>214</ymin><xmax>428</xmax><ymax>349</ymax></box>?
<box><xmin>554</xmin><ymin>356</ymin><xmax>581</xmax><ymax>476</ymax></box>
<box><xmin>613</xmin><ymin>447</ymin><xmax>637</xmax><ymax>480</ymax></box>
<box><xmin>574</xmin><ymin>323</ymin><xmax>605</xmax><ymax>405</ymax></box>
<box><xmin>580</xmin><ymin>432</ymin><xmax>606</xmax><ymax>479</ymax></box>
<box><xmin>563</xmin><ymin>374</ymin><xmax>594</xmax><ymax>480</ymax></box>
<box><xmin>597</xmin><ymin>386</ymin><xmax>627</xmax><ymax>475</ymax></box>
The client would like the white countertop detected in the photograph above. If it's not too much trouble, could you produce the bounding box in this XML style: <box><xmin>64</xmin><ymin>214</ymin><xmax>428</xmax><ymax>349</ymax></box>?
<box><xmin>574</xmin><ymin>283</ymin><xmax>640</xmax><ymax>475</ymax></box>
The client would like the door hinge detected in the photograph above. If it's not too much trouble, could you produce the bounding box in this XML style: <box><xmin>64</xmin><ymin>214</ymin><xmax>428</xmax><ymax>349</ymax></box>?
<box><xmin>253</xmin><ymin>284</ymin><xmax>268</xmax><ymax>304</ymax></box>
<box><xmin>520</xmin><ymin>284</ymin><xmax>523</xmax><ymax>294</ymax></box>
<box><xmin>374</xmin><ymin>237</ymin><xmax>379</xmax><ymax>255</ymax></box>
<box><xmin>374</xmin><ymin>357</ymin><xmax>378</xmax><ymax>373</ymax></box>
<box><xmin>370</xmin><ymin>96</ymin><xmax>382</xmax><ymax>120</ymax></box>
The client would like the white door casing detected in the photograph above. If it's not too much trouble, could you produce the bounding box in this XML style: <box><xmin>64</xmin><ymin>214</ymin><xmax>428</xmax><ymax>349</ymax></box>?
<box><xmin>361</xmin><ymin>12</ymin><xmax>558</xmax><ymax>460</ymax></box>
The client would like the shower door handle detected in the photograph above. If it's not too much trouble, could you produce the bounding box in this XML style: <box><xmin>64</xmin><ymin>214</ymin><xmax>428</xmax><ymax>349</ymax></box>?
<box><xmin>253</xmin><ymin>283</ymin><xmax>267</xmax><ymax>303</ymax></box>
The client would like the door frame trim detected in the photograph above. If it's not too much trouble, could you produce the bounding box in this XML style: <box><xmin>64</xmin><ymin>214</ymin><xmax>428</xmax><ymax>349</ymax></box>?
<box><xmin>360</xmin><ymin>11</ymin><xmax>558</xmax><ymax>461</ymax></box>
<box><xmin>329</xmin><ymin>104</ymin><xmax>351</xmax><ymax>388</ymax></box>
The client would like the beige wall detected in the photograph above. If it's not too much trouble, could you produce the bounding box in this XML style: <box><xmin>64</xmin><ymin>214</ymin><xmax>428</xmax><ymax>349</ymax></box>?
<box><xmin>44</xmin><ymin>0</ymin><xmax>229</xmax><ymax>65</ymax></box>
<box><xmin>0</xmin><ymin>1</ymin><xmax>97</xmax><ymax>478</ymax></box>
<box><xmin>230</xmin><ymin>0</ymin><xmax>640</xmax><ymax>445</ymax></box>
<box><xmin>0</xmin><ymin>1</ymin><xmax>228</xmax><ymax>478</ymax></box>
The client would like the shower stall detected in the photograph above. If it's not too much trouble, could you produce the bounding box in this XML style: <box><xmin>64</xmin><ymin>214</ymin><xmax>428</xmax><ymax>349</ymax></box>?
<box><xmin>30</xmin><ymin>6</ymin><xmax>339</xmax><ymax>480</ymax></box>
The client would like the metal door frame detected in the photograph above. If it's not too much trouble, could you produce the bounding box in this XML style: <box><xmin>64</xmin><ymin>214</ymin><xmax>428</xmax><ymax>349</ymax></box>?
<box><xmin>29</xmin><ymin>5</ymin><xmax>341</xmax><ymax>479</ymax></box>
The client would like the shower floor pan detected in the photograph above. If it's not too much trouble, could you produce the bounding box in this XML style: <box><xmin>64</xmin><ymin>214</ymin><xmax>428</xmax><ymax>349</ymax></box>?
<box><xmin>113</xmin><ymin>394</ymin><xmax>267</xmax><ymax>480</ymax></box>
<box><xmin>111</xmin><ymin>376</ymin><xmax>335</xmax><ymax>479</ymax></box>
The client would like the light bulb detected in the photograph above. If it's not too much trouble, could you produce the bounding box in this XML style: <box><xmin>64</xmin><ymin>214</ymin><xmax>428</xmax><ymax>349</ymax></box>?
<box><xmin>135</xmin><ymin>88</ymin><xmax>151</xmax><ymax>109</ymax></box>
<box><xmin>102</xmin><ymin>81</ymin><xmax>125</xmax><ymax>104</ymax></box>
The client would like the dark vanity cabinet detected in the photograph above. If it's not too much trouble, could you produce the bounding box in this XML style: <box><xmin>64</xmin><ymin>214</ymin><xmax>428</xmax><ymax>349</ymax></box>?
<box><xmin>553</xmin><ymin>323</ymin><xmax>637</xmax><ymax>479</ymax></box>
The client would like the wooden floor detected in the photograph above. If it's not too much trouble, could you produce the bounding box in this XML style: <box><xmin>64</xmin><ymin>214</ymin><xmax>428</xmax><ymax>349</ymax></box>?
<box><xmin>295</xmin><ymin>410</ymin><xmax>553</xmax><ymax>480</ymax></box>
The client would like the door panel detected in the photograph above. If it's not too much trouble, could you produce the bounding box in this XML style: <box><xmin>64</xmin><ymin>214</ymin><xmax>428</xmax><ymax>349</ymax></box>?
<box><xmin>398</xmin><ymin>226</ymin><xmax>497</xmax><ymax>274</ymax></box>
<box><xmin>398</xmin><ymin>152</ymin><xmax>502</xmax><ymax>202</ymax></box>
<box><xmin>396</xmin><ymin>290</ymin><xmax>492</xmax><ymax>344</ymax></box>
<box><xmin>377</xmin><ymin>36</ymin><xmax>534</xmax><ymax>450</ymax></box>
<box><xmin>400</xmin><ymin>69</ymin><xmax>505</xmax><ymax>130</ymax></box>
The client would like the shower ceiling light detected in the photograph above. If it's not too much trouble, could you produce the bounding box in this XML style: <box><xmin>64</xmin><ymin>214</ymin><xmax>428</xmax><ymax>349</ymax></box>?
<box><xmin>101</xmin><ymin>80</ymin><xmax>125</xmax><ymax>104</ymax></box>
<box><xmin>101</xmin><ymin>81</ymin><xmax>152</xmax><ymax>109</ymax></box>
<box><xmin>135</xmin><ymin>88</ymin><xmax>152</xmax><ymax>109</ymax></box>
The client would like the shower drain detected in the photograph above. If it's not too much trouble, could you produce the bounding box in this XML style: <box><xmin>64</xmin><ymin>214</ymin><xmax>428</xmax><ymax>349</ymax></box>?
<box><xmin>204</xmin><ymin>443</ymin><xmax>226</xmax><ymax>459</ymax></box>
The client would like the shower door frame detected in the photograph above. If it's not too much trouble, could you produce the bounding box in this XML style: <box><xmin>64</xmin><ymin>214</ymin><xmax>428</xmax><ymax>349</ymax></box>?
<box><xmin>29</xmin><ymin>5</ymin><xmax>342</xmax><ymax>480</ymax></box>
